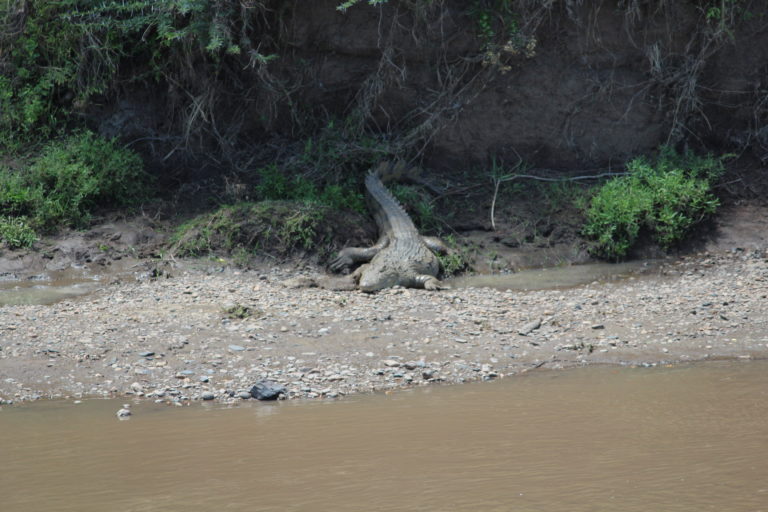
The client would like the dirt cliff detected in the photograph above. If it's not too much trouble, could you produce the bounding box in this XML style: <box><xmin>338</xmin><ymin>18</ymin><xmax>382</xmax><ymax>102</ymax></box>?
<box><xmin>92</xmin><ymin>1</ymin><xmax>768</xmax><ymax>192</ymax></box>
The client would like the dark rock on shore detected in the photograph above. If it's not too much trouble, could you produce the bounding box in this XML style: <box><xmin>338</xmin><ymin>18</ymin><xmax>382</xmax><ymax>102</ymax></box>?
<box><xmin>250</xmin><ymin>381</ymin><xmax>286</xmax><ymax>401</ymax></box>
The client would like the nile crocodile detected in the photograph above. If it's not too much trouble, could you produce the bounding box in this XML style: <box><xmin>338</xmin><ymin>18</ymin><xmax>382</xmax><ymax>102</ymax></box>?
<box><xmin>329</xmin><ymin>161</ymin><xmax>449</xmax><ymax>292</ymax></box>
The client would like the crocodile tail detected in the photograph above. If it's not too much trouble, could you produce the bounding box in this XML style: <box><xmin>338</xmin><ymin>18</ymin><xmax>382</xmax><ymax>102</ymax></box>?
<box><xmin>365</xmin><ymin>167</ymin><xmax>419</xmax><ymax>236</ymax></box>
<box><xmin>373</xmin><ymin>160</ymin><xmax>410</xmax><ymax>183</ymax></box>
<box><xmin>372</xmin><ymin>159</ymin><xmax>442</xmax><ymax>195</ymax></box>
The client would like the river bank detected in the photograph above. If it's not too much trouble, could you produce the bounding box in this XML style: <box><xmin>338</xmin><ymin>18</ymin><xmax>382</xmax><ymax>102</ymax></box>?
<box><xmin>1</xmin><ymin>245</ymin><xmax>766</xmax><ymax>404</ymax></box>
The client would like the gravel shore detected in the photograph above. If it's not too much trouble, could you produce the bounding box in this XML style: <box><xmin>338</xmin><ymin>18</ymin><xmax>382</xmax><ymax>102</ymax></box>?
<box><xmin>1</xmin><ymin>249</ymin><xmax>766</xmax><ymax>404</ymax></box>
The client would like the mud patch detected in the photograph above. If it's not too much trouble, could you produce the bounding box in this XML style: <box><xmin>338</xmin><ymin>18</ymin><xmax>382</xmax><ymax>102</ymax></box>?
<box><xmin>0</xmin><ymin>217</ymin><xmax>166</xmax><ymax>278</ymax></box>
<box><xmin>447</xmin><ymin>260</ymin><xmax>660</xmax><ymax>291</ymax></box>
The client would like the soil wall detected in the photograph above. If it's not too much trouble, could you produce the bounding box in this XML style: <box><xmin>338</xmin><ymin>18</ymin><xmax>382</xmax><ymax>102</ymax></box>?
<box><xmin>274</xmin><ymin>1</ymin><xmax>768</xmax><ymax>170</ymax></box>
<box><xmin>91</xmin><ymin>1</ymin><xmax>768</xmax><ymax>183</ymax></box>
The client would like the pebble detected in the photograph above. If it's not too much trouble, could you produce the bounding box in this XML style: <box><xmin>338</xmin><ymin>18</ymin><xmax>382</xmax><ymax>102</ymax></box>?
<box><xmin>250</xmin><ymin>380</ymin><xmax>286</xmax><ymax>400</ymax></box>
<box><xmin>1</xmin><ymin>250</ymin><xmax>766</xmax><ymax>404</ymax></box>
<box><xmin>201</xmin><ymin>392</ymin><xmax>215</xmax><ymax>400</ymax></box>
<box><xmin>518</xmin><ymin>319</ymin><xmax>542</xmax><ymax>335</ymax></box>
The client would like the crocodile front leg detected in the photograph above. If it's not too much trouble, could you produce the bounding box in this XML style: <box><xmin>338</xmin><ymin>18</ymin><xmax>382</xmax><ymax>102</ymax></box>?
<box><xmin>421</xmin><ymin>236</ymin><xmax>450</xmax><ymax>255</ymax></box>
<box><xmin>415</xmin><ymin>274</ymin><xmax>449</xmax><ymax>290</ymax></box>
<box><xmin>329</xmin><ymin>236</ymin><xmax>389</xmax><ymax>273</ymax></box>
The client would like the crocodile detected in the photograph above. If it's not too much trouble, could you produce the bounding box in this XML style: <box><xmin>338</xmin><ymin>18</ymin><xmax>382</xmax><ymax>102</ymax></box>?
<box><xmin>329</xmin><ymin>161</ymin><xmax>449</xmax><ymax>292</ymax></box>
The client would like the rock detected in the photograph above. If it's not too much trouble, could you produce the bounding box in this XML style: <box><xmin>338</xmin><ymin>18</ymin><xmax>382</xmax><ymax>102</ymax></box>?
<box><xmin>250</xmin><ymin>380</ymin><xmax>286</xmax><ymax>400</ymax></box>
<box><xmin>237</xmin><ymin>391</ymin><xmax>252</xmax><ymax>399</ymax></box>
<box><xmin>382</xmin><ymin>359</ymin><xmax>401</xmax><ymax>367</ymax></box>
<box><xmin>228</xmin><ymin>344</ymin><xmax>246</xmax><ymax>352</ymax></box>
<box><xmin>201</xmin><ymin>391</ymin><xmax>215</xmax><ymax>400</ymax></box>
<box><xmin>138</xmin><ymin>351</ymin><xmax>155</xmax><ymax>357</ymax></box>
<box><xmin>116</xmin><ymin>404</ymin><xmax>132</xmax><ymax>418</ymax></box>
<box><xmin>518</xmin><ymin>318</ymin><xmax>542</xmax><ymax>336</ymax></box>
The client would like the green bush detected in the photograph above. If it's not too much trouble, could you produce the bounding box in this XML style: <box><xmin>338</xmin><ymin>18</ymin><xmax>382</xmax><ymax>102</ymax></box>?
<box><xmin>437</xmin><ymin>234</ymin><xmax>470</xmax><ymax>276</ymax></box>
<box><xmin>0</xmin><ymin>170</ymin><xmax>42</xmax><ymax>217</ymax></box>
<box><xmin>0</xmin><ymin>216</ymin><xmax>37</xmax><ymax>249</ymax></box>
<box><xmin>171</xmin><ymin>200</ymin><xmax>330</xmax><ymax>259</ymax></box>
<box><xmin>390</xmin><ymin>184</ymin><xmax>440</xmax><ymax>233</ymax></box>
<box><xmin>583</xmin><ymin>148</ymin><xmax>724</xmax><ymax>259</ymax></box>
<box><xmin>0</xmin><ymin>0</ymin><xmax>277</xmax><ymax>142</ymax></box>
<box><xmin>0</xmin><ymin>131</ymin><xmax>149</xmax><ymax>233</ymax></box>
<box><xmin>254</xmin><ymin>163</ymin><xmax>365</xmax><ymax>213</ymax></box>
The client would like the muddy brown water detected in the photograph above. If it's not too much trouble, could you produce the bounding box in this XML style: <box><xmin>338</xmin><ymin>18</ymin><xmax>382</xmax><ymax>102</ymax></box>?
<box><xmin>1</xmin><ymin>360</ymin><xmax>767</xmax><ymax>512</ymax></box>
<box><xmin>0</xmin><ymin>271</ymin><xmax>104</xmax><ymax>306</ymax></box>
<box><xmin>447</xmin><ymin>260</ymin><xmax>659</xmax><ymax>291</ymax></box>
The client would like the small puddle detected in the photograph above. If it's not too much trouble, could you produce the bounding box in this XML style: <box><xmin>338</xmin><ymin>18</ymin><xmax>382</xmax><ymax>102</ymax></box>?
<box><xmin>1</xmin><ymin>360</ymin><xmax>767</xmax><ymax>512</ymax></box>
<box><xmin>447</xmin><ymin>260</ymin><xmax>659</xmax><ymax>291</ymax></box>
<box><xmin>0</xmin><ymin>271</ymin><xmax>104</xmax><ymax>306</ymax></box>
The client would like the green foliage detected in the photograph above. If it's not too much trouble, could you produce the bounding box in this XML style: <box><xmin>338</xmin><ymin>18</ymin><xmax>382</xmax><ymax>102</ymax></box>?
<box><xmin>390</xmin><ymin>184</ymin><xmax>441</xmax><ymax>233</ymax></box>
<box><xmin>705</xmin><ymin>0</ymin><xmax>743</xmax><ymax>22</ymax></box>
<box><xmin>533</xmin><ymin>180</ymin><xmax>586</xmax><ymax>216</ymax></box>
<box><xmin>251</xmin><ymin>117</ymin><xmax>391</xmax><ymax>214</ymax></box>
<box><xmin>583</xmin><ymin>148</ymin><xmax>725</xmax><ymax>259</ymax></box>
<box><xmin>337</xmin><ymin>0</ymin><xmax>389</xmax><ymax>12</ymax></box>
<box><xmin>437</xmin><ymin>234</ymin><xmax>470</xmax><ymax>276</ymax></box>
<box><xmin>222</xmin><ymin>304</ymin><xmax>254</xmax><ymax>320</ymax></box>
<box><xmin>0</xmin><ymin>215</ymin><xmax>37</xmax><ymax>249</ymax></box>
<box><xmin>254</xmin><ymin>164</ymin><xmax>366</xmax><ymax>214</ymax></box>
<box><xmin>471</xmin><ymin>0</ymin><xmax>516</xmax><ymax>46</ymax></box>
<box><xmin>171</xmin><ymin>200</ymin><xmax>333</xmax><ymax>260</ymax></box>
<box><xmin>0</xmin><ymin>169</ymin><xmax>40</xmax><ymax>217</ymax></box>
<box><xmin>0</xmin><ymin>0</ymin><xmax>278</xmax><ymax>142</ymax></box>
<box><xmin>470</xmin><ymin>0</ymin><xmax>536</xmax><ymax>69</ymax></box>
<box><xmin>0</xmin><ymin>131</ymin><xmax>149</xmax><ymax>233</ymax></box>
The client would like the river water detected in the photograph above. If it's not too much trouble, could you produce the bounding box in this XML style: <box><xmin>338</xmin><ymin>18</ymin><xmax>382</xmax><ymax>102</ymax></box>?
<box><xmin>1</xmin><ymin>360</ymin><xmax>767</xmax><ymax>512</ymax></box>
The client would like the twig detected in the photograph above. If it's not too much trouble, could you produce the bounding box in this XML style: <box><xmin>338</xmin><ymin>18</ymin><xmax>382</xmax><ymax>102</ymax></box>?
<box><xmin>490</xmin><ymin>178</ymin><xmax>502</xmax><ymax>231</ymax></box>
<box><xmin>497</xmin><ymin>171</ymin><xmax>629</xmax><ymax>184</ymax></box>
<box><xmin>489</xmin><ymin>167</ymin><xmax>627</xmax><ymax>230</ymax></box>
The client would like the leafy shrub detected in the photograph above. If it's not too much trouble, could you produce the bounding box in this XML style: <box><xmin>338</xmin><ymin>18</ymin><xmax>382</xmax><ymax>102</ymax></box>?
<box><xmin>0</xmin><ymin>131</ymin><xmax>149</xmax><ymax>232</ymax></box>
<box><xmin>583</xmin><ymin>148</ymin><xmax>724</xmax><ymax>259</ymax></box>
<box><xmin>437</xmin><ymin>235</ymin><xmax>470</xmax><ymax>276</ymax></box>
<box><xmin>171</xmin><ymin>201</ymin><xmax>329</xmax><ymax>258</ymax></box>
<box><xmin>0</xmin><ymin>0</ymin><xmax>277</xmax><ymax>141</ymax></box>
<box><xmin>0</xmin><ymin>216</ymin><xmax>37</xmax><ymax>249</ymax></box>
<box><xmin>254</xmin><ymin>163</ymin><xmax>365</xmax><ymax>213</ymax></box>
<box><xmin>390</xmin><ymin>184</ymin><xmax>440</xmax><ymax>233</ymax></box>
<box><xmin>0</xmin><ymin>170</ymin><xmax>42</xmax><ymax>217</ymax></box>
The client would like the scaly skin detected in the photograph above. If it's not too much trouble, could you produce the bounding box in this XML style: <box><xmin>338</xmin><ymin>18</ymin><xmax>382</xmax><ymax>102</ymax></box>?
<box><xmin>329</xmin><ymin>162</ymin><xmax>448</xmax><ymax>292</ymax></box>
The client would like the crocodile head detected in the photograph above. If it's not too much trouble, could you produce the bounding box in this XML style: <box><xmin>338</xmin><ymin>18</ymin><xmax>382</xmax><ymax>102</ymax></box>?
<box><xmin>358</xmin><ymin>265</ymin><xmax>399</xmax><ymax>293</ymax></box>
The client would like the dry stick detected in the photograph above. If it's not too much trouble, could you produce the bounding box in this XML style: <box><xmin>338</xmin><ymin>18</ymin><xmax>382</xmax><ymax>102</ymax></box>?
<box><xmin>490</xmin><ymin>177</ymin><xmax>502</xmax><ymax>231</ymax></box>
<box><xmin>489</xmin><ymin>171</ymin><xmax>629</xmax><ymax>231</ymax></box>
